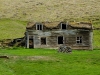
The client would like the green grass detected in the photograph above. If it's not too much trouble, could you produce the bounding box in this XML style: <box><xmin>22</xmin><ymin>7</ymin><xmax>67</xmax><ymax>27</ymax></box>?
<box><xmin>0</xmin><ymin>18</ymin><xmax>27</xmax><ymax>40</ymax></box>
<box><xmin>93</xmin><ymin>30</ymin><xmax>100</xmax><ymax>49</ymax></box>
<box><xmin>0</xmin><ymin>48</ymin><xmax>100</xmax><ymax>75</ymax></box>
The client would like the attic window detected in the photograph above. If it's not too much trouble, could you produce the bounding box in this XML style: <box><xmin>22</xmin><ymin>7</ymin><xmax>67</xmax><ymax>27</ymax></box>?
<box><xmin>36</xmin><ymin>24</ymin><xmax>43</xmax><ymax>30</ymax></box>
<box><xmin>76</xmin><ymin>36</ymin><xmax>82</xmax><ymax>44</ymax></box>
<box><xmin>61</xmin><ymin>23</ymin><xmax>67</xmax><ymax>29</ymax></box>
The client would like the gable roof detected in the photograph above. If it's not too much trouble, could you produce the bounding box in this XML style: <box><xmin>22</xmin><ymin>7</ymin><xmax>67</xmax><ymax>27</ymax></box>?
<box><xmin>26</xmin><ymin>21</ymin><xmax>93</xmax><ymax>30</ymax></box>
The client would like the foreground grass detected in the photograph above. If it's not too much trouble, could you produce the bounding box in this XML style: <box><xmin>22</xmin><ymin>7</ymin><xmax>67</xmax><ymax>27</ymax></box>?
<box><xmin>0</xmin><ymin>48</ymin><xmax>100</xmax><ymax>75</ymax></box>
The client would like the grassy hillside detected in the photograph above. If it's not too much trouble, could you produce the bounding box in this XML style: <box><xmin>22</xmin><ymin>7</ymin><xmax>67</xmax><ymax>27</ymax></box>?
<box><xmin>93</xmin><ymin>30</ymin><xmax>100</xmax><ymax>49</ymax></box>
<box><xmin>0</xmin><ymin>0</ymin><xmax>100</xmax><ymax>22</ymax></box>
<box><xmin>0</xmin><ymin>19</ymin><xmax>27</xmax><ymax>39</ymax></box>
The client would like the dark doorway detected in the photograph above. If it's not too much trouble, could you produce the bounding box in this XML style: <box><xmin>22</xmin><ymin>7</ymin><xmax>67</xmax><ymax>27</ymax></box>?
<box><xmin>58</xmin><ymin>36</ymin><xmax>63</xmax><ymax>44</ymax></box>
<box><xmin>29</xmin><ymin>36</ymin><xmax>34</xmax><ymax>48</ymax></box>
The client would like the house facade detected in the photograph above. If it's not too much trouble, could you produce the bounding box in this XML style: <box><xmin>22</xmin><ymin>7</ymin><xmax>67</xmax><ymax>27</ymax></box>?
<box><xmin>25</xmin><ymin>21</ymin><xmax>93</xmax><ymax>50</ymax></box>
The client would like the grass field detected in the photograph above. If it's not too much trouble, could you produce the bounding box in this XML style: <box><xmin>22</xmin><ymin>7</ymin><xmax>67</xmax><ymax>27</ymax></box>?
<box><xmin>0</xmin><ymin>48</ymin><xmax>100</xmax><ymax>75</ymax></box>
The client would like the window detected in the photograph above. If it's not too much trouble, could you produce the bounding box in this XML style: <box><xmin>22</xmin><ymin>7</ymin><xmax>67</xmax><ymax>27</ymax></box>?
<box><xmin>58</xmin><ymin>36</ymin><xmax>63</xmax><ymax>44</ymax></box>
<box><xmin>36</xmin><ymin>24</ymin><xmax>43</xmax><ymax>30</ymax></box>
<box><xmin>76</xmin><ymin>36</ymin><xmax>82</xmax><ymax>44</ymax></box>
<box><xmin>41</xmin><ymin>37</ymin><xmax>46</xmax><ymax>45</ymax></box>
<box><xmin>61</xmin><ymin>23</ymin><xmax>67</xmax><ymax>29</ymax></box>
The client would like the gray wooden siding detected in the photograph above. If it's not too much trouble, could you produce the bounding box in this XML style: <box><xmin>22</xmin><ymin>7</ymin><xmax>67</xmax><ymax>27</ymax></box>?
<box><xmin>26</xmin><ymin>29</ymin><xmax>92</xmax><ymax>50</ymax></box>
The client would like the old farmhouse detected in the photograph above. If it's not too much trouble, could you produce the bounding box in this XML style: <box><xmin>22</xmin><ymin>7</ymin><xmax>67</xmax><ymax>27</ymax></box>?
<box><xmin>25</xmin><ymin>21</ymin><xmax>93</xmax><ymax>50</ymax></box>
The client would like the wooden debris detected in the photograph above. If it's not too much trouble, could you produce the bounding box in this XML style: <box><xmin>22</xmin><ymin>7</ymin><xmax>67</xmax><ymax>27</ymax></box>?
<box><xmin>0</xmin><ymin>56</ymin><xmax>9</xmax><ymax>59</ymax></box>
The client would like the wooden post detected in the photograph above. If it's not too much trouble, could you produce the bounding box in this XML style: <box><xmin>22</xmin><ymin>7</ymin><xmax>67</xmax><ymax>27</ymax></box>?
<box><xmin>32</xmin><ymin>36</ymin><xmax>34</xmax><ymax>48</ymax></box>
<box><xmin>26</xmin><ymin>32</ymin><xmax>29</xmax><ymax>48</ymax></box>
<box><xmin>89</xmin><ymin>30</ymin><xmax>93</xmax><ymax>50</ymax></box>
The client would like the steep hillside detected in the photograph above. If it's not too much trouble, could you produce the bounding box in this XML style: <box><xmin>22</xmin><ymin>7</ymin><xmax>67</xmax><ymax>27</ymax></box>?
<box><xmin>0</xmin><ymin>0</ymin><xmax>100</xmax><ymax>22</ymax></box>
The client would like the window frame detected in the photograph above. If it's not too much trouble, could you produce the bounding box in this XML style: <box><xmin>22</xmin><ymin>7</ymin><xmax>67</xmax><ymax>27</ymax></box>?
<box><xmin>61</xmin><ymin>23</ymin><xmax>67</xmax><ymax>30</ymax></box>
<box><xmin>36</xmin><ymin>24</ymin><xmax>43</xmax><ymax>30</ymax></box>
<box><xmin>76</xmin><ymin>36</ymin><xmax>83</xmax><ymax>44</ymax></box>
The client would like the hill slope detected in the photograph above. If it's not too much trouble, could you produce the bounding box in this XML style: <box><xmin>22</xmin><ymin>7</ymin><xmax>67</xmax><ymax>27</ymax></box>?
<box><xmin>0</xmin><ymin>0</ymin><xmax>100</xmax><ymax>22</ymax></box>
<box><xmin>0</xmin><ymin>19</ymin><xmax>27</xmax><ymax>39</ymax></box>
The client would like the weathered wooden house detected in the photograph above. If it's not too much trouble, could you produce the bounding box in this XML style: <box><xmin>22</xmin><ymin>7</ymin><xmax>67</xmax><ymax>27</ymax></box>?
<box><xmin>25</xmin><ymin>21</ymin><xmax>93</xmax><ymax>50</ymax></box>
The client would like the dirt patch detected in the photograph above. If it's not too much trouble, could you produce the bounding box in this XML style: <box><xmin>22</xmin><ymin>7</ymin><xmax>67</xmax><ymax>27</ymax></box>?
<box><xmin>26</xmin><ymin>56</ymin><xmax>55</xmax><ymax>61</ymax></box>
<box><xmin>10</xmin><ymin>56</ymin><xmax>56</xmax><ymax>61</ymax></box>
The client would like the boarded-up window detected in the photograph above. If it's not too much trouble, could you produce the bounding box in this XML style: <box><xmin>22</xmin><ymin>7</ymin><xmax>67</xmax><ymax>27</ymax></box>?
<box><xmin>58</xmin><ymin>36</ymin><xmax>63</xmax><ymax>44</ymax></box>
<box><xmin>61</xmin><ymin>23</ymin><xmax>67</xmax><ymax>29</ymax></box>
<box><xmin>76</xmin><ymin>36</ymin><xmax>82</xmax><ymax>44</ymax></box>
<box><xmin>41</xmin><ymin>37</ymin><xmax>46</xmax><ymax>45</ymax></box>
<box><xmin>36</xmin><ymin>24</ymin><xmax>43</xmax><ymax>30</ymax></box>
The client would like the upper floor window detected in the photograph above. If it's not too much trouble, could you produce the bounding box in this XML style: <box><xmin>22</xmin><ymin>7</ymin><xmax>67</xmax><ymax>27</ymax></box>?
<box><xmin>36</xmin><ymin>24</ymin><xmax>43</xmax><ymax>30</ymax></box>
<box><xmin>76</xmin><ymin>36</ymin><xmax>82</xmax><ymax>44</ymax></box>
<box><xmin>61</xmin><ymin>23</ymin><xmax>67</xmax><ymax>29</ymax></box>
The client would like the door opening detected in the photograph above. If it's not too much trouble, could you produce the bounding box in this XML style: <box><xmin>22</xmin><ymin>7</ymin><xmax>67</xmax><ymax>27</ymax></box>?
<box><xmin>29</xmin><ymin>36</ymin><xmax>34</xmax><ymax>48</ymax></box>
